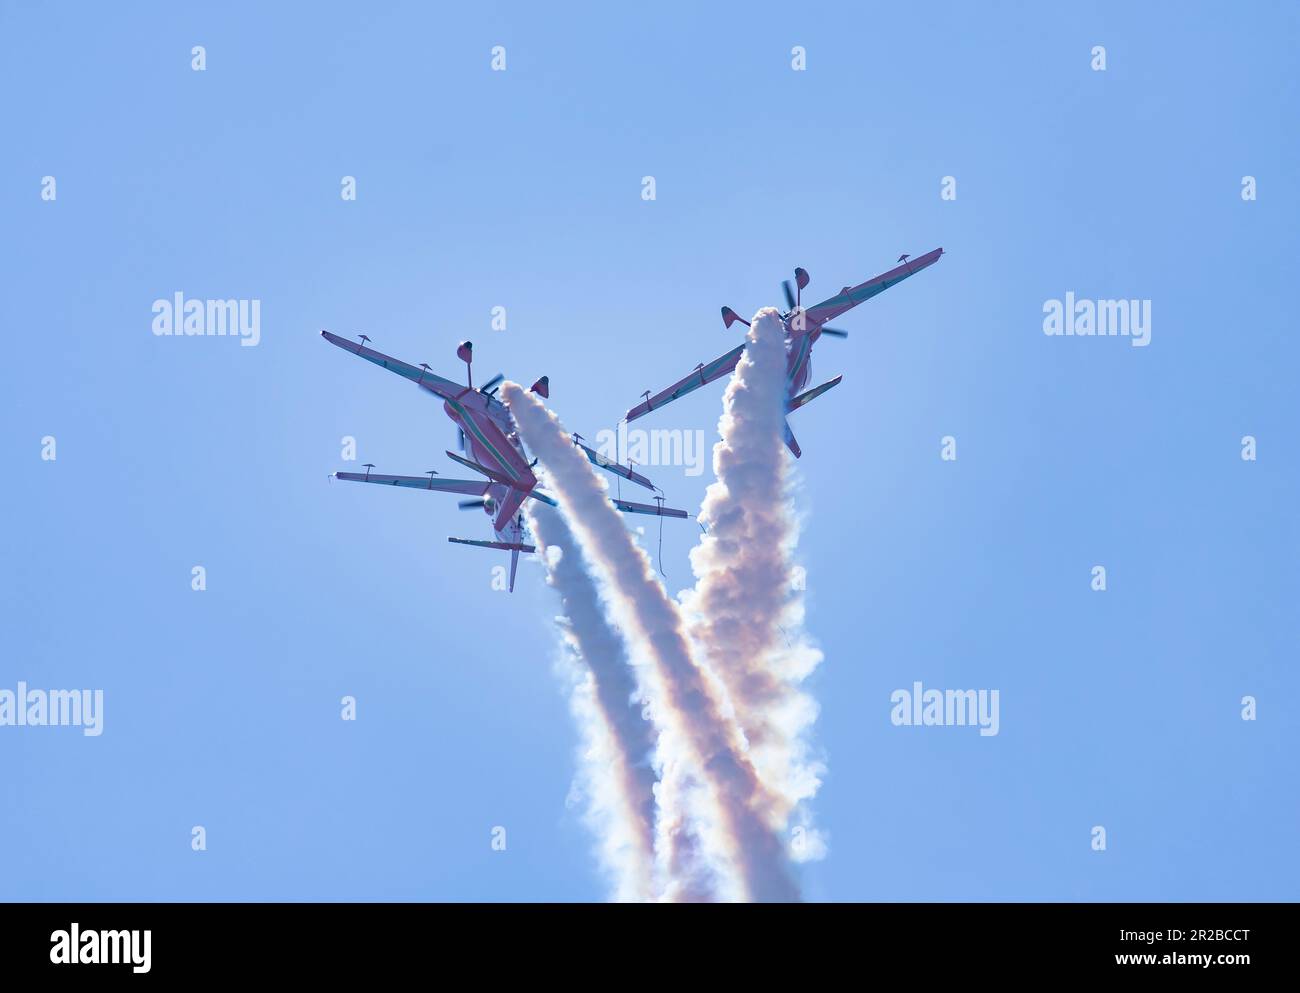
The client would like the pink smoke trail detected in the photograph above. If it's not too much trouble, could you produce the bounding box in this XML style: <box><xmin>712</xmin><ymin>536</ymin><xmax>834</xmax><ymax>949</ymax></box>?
<box><xmin>502</xmin><ymin>381</ymin><xmax>798</xmax><ymax>901</ymax></box>
<box><xmin>529</xmin><ymin>504</ymin><xmax>659</xmax><ymax>901</ymax></box>
<box><xmin>681</xmin><ymin>307</ymin><xmax>826</xmax><ymax>847</ymax></box>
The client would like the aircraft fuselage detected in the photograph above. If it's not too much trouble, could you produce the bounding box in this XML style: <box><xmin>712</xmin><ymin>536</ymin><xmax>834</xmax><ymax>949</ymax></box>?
<box><xmin>780</xmin><ymin>320</ymin><xmax>822</xmax><ymax>402</ymax></box>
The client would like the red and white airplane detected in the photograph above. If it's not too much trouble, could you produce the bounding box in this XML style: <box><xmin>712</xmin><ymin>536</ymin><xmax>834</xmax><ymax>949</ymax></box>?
<box><xmin>321</xmin><ymin>332</ymin><xmax>686</xmax><ymax>591</ymax></box>
<box><xmin>624</xmin><ymin>248</ymin><xmax>943</xmax><ymax>457</ymax></box>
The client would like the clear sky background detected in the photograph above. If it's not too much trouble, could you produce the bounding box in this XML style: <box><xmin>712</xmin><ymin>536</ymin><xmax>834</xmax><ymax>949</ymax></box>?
<box><xmin>2</xmin><ymin>2</ymin><xmax>1296</xmax><ymax>901</ymax></box>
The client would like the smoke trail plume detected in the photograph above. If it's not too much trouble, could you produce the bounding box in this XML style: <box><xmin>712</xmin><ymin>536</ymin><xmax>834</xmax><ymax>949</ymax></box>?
<box><xmin>502</xmin><ymin>381</ymin><xmax>798</xmax><ymax>901</ymax></box>
<box><xmin>529</xmin><ymin>504</ymin><xmax>658</xmax><ymax>901</ymax></box>
<box><xmin>681</xmin><ymin>307</ymin><xmax>826</xmax><ymax>846</ymax></box>
<box><xmin>653</xmin><ymin>752</ymin><xmax>722</xmax><ymax>901</ymax></box>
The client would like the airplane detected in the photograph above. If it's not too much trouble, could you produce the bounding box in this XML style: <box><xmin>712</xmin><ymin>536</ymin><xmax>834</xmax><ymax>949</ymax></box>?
<box><xmin>321</xmin><ymin>331</ymin><xmax>687</xmax><ymax>591</ymax></box>
<box><xmin>623</xmin><ymin>248</ymin><xmax>944</xmax><ymax>458</ymax></box>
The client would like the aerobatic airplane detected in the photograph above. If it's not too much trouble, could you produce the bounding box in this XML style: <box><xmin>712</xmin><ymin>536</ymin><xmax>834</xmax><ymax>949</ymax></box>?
<box><xmin>624</xmin><ymin>248</ymin><xmax>944</xmax><ymax>457</ymax></box>
<box><xmin>321</xmin><ymin>331</ymin><xmax>686</xmax><ymax>591</ymax></box>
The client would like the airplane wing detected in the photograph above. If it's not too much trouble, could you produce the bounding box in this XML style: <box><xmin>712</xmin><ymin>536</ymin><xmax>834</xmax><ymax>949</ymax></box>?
<box><xmin>803</xmin><ymin>247</ymin><xmax>943</xmax><ymax>328</ymax></box>
<box><xmin>625</xmin><ymin>342</ymin><xmax>747</xmax><ymax>423</ymax></box>
<box><xmin>321</xmin><ymin>330</ymin><xmax>461</xmax><ymax>394</ymax></box>
<box><xmin>334</xmin><ymin>472</ymin><xmax>490</xmax><ymax>496</ymax></box>
<box><xmin>612</xmin><ymin>498</ymin><xmax>688</xmax><ymax>518</ymax></box>
<box><xmin>574</xmin><ymin>440</ymin><xmax>655</xmax><ymax>491</ymax></box>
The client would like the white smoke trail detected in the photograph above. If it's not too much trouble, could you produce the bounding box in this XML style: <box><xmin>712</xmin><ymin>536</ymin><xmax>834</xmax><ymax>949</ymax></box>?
<box><xmin>502</xmin><ymin>381</ymin><xmax>799</xmax><ymax>902</ymax></box>
<box><xmin>653</xmin><ymin>753</ymin><xmax>728</xmax><ymax>901</ymax></box>
<box><xmin>681</xmin><ymin>307</ymin><xmax>827</xmax><ymax>849</ymax></box>
<box><xmin>529</xmin><ymin>504</ymin><xmax>658</xmax><ymax>901</ymax></box>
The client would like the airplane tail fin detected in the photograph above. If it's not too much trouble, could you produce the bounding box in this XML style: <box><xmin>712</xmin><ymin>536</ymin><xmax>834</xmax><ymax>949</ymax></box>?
<box><xmin>509</xmin><ymin>547</ymin><xmax>520</xmax><ymax>593</ymax></box>
<box><xmin>783</xmin><ymin>419</ymin><xmax>802</xmax><ymax>459</ymax></box>
<box><xmin>491</xmin><ymin>487</ymin><xmax>528</xmax><ymax>534</ymax></box>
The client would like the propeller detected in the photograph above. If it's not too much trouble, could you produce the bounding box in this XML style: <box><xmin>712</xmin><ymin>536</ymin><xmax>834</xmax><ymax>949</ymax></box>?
<box><xmin>458</xmin><ymin>498</ymin><xmax>492</xmax><ymax>511</ymax></box>
<box><xmin>456</xmin><ymin>426</ymin><xmax>466</xmax><ymax>452</ymax></box>
<box><xmin>480</xmin><ymin>372</ymin><xmax>505</xmax><ymax>394</ymax></box>
<box><xmin>782</xmin><ymin>280</ymin><xmax>796</xmax><ymax>310</ymax></box>
<box><xmin>821</xmin><ymin>327</ymin><xmax>849</xmax><ymax>338</ymax></box>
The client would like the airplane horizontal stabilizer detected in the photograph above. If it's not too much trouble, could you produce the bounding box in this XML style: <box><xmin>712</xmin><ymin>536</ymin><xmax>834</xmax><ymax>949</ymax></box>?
<box><xmin>447</xmin><ymin>537</ymin><xmax>536</xmax><ymax>553</ymax></box>
<box><xmin>787</xmin><ymin>375</ymin><xmax>842</xmax><ymax>412</ymax></box>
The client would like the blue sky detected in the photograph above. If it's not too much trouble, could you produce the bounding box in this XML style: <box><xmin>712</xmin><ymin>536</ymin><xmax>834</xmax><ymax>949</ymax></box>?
<box><xmin>1</xmin><ymin>1</ymin><xmax>1296</xmax><ymax>901</ymax></box>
